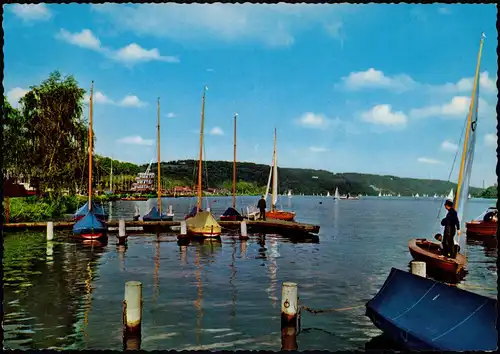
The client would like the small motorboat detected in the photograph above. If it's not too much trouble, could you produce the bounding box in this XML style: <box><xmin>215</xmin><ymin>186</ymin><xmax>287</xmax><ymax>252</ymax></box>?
<box><xmin>408</xmin><ymin>238</ymin><xmax>466</xmax><ymax>275</ymax></box>
<box><xmin>465</xmin><ymin>207</ymin><xmax>497</xmax><ymax>238</ymax></box>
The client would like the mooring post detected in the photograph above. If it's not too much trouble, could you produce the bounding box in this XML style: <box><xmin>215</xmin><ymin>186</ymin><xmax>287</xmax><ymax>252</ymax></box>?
<box><xmin>410</xmin><ymin>261</ymin><xmax>426</xmax><ymax>277</ymax></box>
<box><xmin>168</xmin><ymin>205</ymin><xmax>173</xmax><ymax>215</ymax></box>
<box><xmin>123</xmin><ymin>281</ymin><xmax>142</xmax><ymax>350</ymax></box>
<box><xmin>119</xmin><ymin>219</ymin><xmax>126</xmax><ymax>237</ymax></box>
<box><xmin>281</xmin><ymin>282</ymin><xmax>299</xmax><ymax>351</ymax></box>
<box><xmin>180</xmin><ymin>220</ymin><xmax>187</xmax><ymax>236</ymax></box>
<box><xmin>239</xmin><ymin>220</ymin><xmax>249</xmax><ymax>239</ymax></box>
<box><xmin>46</xmin><ymin>221</ymin><xmax>54</xmax><ymax>241</ymax></box>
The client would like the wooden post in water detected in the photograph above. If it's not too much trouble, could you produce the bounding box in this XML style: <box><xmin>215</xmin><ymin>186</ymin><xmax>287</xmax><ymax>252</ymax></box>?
<box><xmin>123</xmin><ymin>281</ymin><xmax>142</xmax><ymax>350</ymax></box>
<box><xmin>281</xmin><ymin>282</ymin><xmax>298</xmax><ymax>350</ymax></box>
<box><xmin>410</xmin><ymin>261</ymin><xmax>426</xmax><ymax>277</ymax></box>
<box><xmin>240</xmin><ymin>220</ymin><xmax>248</xmax><ymax>239</ymax></box>
<box><xmin>119</xmin><ymin>219</ymin><xmax>126</xmax><ymax>237</ymax></box>
<box><xmin>180</xmin><ymin>220</ymin><xmax>187</xmax><ymax>236</ymax></box>
<box><xmin>46</xmin><ymin>221</ymin><xmax>54</xmax><ymax>241</ymax></box>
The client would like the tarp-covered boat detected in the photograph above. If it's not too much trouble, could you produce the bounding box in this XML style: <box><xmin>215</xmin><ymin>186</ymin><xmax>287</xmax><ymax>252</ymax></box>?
<box><xmin>73</xmin><ymin>201</ymin><xmax>107</xmax><ymax>222</ymax></box>
<box><xmin>466</xmin><ymin>207</ymin><xmax>497</xmax><ymax>238</ymax></box>
<box><xmin>143</xmin><ymin>206</ymin><xmax>173</xmax><ymax>221</ymax></box>
<box><xmin>73</xmin><ymin>210</ymin><xmax>107</xmax><ymax>240</ymax></box>
<box><xmin>220</xmin><ymin>207</ymin><xmax>243</xmax><ymax>221</ymax></box>
<box><xmin>186</xmin><ymin>209</ymin><xmax>221</xmax><ymax>238</ymax></box>
<box><xmin>366</xmin><ymin>267</ymin><xmax>497</xmax><ymax>351</ymax></box>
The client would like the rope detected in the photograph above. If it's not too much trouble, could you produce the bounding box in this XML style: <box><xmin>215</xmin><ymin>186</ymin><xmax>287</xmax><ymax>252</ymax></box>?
<box><xmin>300</xmin><ymin>304</ymin><xmax>365</xmax><ymax>314</ymax></box>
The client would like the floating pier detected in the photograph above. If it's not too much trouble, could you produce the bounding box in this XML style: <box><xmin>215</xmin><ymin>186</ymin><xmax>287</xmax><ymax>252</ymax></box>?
<box><xmin>3</xmin><ymin>218</ymin><xmax>320</xmax><ymax>235</ymax></box>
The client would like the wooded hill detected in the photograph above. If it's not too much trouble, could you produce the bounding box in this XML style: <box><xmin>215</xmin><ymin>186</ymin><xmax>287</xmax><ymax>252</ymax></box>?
<box><xmin>94</xmin><ymin>157</ymin><xmax>483</xmax><ymax>197</ymax></box>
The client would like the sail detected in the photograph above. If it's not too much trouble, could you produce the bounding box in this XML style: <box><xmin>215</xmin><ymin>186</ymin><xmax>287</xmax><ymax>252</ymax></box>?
<box><xmin>447</xmin><ymin>188</ymin><xmax>454</xmax><ymax>201</ymax></box>
<box><xmin>455</xmin><ymin>73</ymin><xmax>480</xmax><ymax>251</ymax></box>
<box><xmin>334</xmin><ymin>187</ymin><xmax>340</xmax><ymax>199</ymax></box>
<box><xmin>143</xmin><ymin>206</ymin><xmax>170</xmax><ymax>221</ymax></box>
<box><xmin>264</xmin><ymin>161</ymin><xmax>272</xmax><ymax>201</ymax></box>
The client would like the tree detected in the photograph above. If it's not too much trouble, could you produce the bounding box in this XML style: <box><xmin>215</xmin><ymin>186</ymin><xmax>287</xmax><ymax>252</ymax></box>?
<box><xmin>3</xmin><ymin>98</ymin><xmax>28</xmax><ymax>176</ymax></box>
<box><xmin>19</xmin><ymin>71</ymin><xmax>89</xmax><ymax>197</ymax></box>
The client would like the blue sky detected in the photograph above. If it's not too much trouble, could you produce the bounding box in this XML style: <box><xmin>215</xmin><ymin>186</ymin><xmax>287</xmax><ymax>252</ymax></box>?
<box><xmin>4</xmin><ymin>3</ymin><xmax>498</xmax><ymax>187</ymax></box>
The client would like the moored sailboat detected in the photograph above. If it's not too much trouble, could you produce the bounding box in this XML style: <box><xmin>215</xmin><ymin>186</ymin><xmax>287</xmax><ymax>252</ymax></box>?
<box><xmin>408</xmin><ymin>33</ymin><xmax>486</xmax><ymax>275</ymax></box>
<box><xmin>265</xmin><ymin>128</ymin><xmax>296</xmax><ymax>221</ymax></box>
<box><xmin>220</xmin><ymin>113</ymin><xmax>244</xmax><ymax>221</ymax></box>
<box><xmin>73</xmin><ymin>81</ymin><xmax>107</xmax><ymax>240</ymax></box>
<box><xmin>184</xmin><ymin>86</ymin><xmax>222</xmax><ymax>238</ymax></box>
<box><xmin>143</xmin><ymin>98</ymin><xmax>174</xmax><ymax>222</ymax></box>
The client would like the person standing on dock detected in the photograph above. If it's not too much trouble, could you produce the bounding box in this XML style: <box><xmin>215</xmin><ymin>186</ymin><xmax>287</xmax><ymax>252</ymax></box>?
<box><xmin>441</xmin><ymin>199</ymin><xmax>460</xmax><ymax>258</ymax></box>
<box><xmin>257</xmin><ymin>196</ymin><xmax>266</xmax><ymax>221</ymax></box>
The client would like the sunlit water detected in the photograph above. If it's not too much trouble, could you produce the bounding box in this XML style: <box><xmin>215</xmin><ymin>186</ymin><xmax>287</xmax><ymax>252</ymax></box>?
<box><xmin>3</xmin><ymin>196</ymin><xmax>497</xmax><ymax>350</ymax></box>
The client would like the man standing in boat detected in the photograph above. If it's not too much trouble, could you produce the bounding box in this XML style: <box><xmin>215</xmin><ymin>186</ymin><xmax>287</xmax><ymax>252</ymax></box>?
<box><xmin>257</xmin><ymin>195</ymin><xmax>266</xmax><ymax>221</ymax></box>
<box><xmin>441</xmin><ymin>200</ymin><xmax>460</xmax><ymax>258</ymax></box>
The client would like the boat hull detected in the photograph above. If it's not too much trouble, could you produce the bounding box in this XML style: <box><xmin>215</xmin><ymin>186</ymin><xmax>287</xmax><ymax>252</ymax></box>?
<box><xmin>266</xmin><ymin>210</ymin><xmax>296</xmax><ymax>221</ymax></box>
<box><xmin>220</xmin><ymin>215</ymin><xmax>243</xmax><ymax>221</ymax></box>
<box><xmin>365</xmin><ymin>268</ymin><xmax>497</xmax><ymax>351</ymax></box>
<box><xmin>408</xmin><ymin>239</ymin><xmax>465</xmax><ymax>274</ymax></box>
<box><xmin>466</xmin><ymin>221</ymin><xmax>497</xmax><ymax>237</ymax></box>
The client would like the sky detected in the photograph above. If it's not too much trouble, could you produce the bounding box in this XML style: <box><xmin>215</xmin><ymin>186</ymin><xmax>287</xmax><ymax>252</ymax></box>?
<box><xmin>4</xmin><ymin>3</ymin><xmax>498</xmax><ymax>187</ymax></box>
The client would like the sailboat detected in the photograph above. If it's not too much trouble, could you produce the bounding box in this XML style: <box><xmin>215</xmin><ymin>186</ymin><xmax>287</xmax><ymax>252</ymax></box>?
<box><xmin>73</xmin><ymin>81</ymin><xmax>107</xmax><ymax>240</ymax></box>
<box><xmin>220</xmin><ymin>113</ymin><xmax>244</xmax><ymax>221</ymax></box>
<box><xmin>265</xmin><ymin>128</ymin><xmax>296</xmax><ymax>221</ymax></box>
<box><xmin>378</xmin><ymin>191</ymin><xmax>382</xmax><ymax>198</ymax></box>
<box><xmin>143</xmin><ymin>98</ymin><xmax>174</xmax><ymax>222</ymax></box>
<box><xmin>333</xmin><ymin>187</ymin><xmax>340</xmax><ymax>200</ymax></box>
<box><xmin>408</xmin><ymin>33</ymin><xmax>486</xmax><ymax>275</ymax></box>
<box><xmin>447</xmin><ymin>188</ymin><xmax>454</xmax><ymax>201</ymax></box>
<box><xmin>184</xmin><ymin>86</ymin><xmax>222</xmax><ymax>238</ymax></box>
<box><xmin>287</xmin><ymin>189</ymin><xmax>292</xmax><ymax>198</ymax></box>
<box><xmin>326</xmin><ymin>191</ymin><xmax>331</xmax><ymax>197</ymax></box>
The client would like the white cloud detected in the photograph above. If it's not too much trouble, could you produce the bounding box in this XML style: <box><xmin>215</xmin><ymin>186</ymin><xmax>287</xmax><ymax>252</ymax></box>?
<box><xmin>56</xmin><ymin>28</ymin><xmax>179</xmax><ymax>65</ymax></box>
<box><xmin>84</xmin><ymin>91</ymin><xmax>114</xmax><ymax>105</ymax></box>
<box><xmin>117</xmin><ymin>136</ymin><xmax>154</xmax><ymax>146</ymax></box>
<box><xmin>409</xmin><ymin>96</ymin><xmax>491</xmax><ymax>119</ymax></box>
<box><xmin>417</xmin><ymin>157</ymin><xmax>442</xmax><ymax>165</ymax></box>
<box><xmin>9</xmin><ymin>4</ymin><xmax>52</xmax><ymax>22</ymax></box>
<box><xmin>339</xmin><ymin>68</ymin><xmax>416</xmax><ymax>92</ymax></box>
<box><xmin>206</xmin><ymin>68</ymin><xmax>215</xmax><ymax>72</ymax></box>
<box><xmin>440</xmin><ymin>140</ymin><xmax>458</xmax><ymax>153</ymax></box>
<box><xmin>118</xmin><ymin>95</ymin><xmax>146</xmax><ymax>107</ymax></box>
<box><xmin>309</xmin><ymin>146</ymin><xmax>329</xmax><ymax>153</ymax></box>
<box><xmin>209</xmin><ymin>127</ymin><xmax>224</xmax><ymax>136</ymax></box>
<box><xmin>360</xmin><ymin>104</ymin><xmax>407</xmax><ymax>127</ymax></box>
<box><xmin>166</xmin><ymin>112</ymin><xmax>177</xmax><ymax>118</ymax></box>
<box><xmin>91</xmin><ymin>3</ymin><xmax>352</xmax><ymax>48</ymax></box>
<box><xmin>296</xmin><ymin>112</ymin><xmax>337</xmax><ymax>130</ymax></box>
<box><xmin>6</xmin><ymin>87</ymin><xmax>29</xmax><ymax>106</ymax></box>
<box><xmin>484</xmin><ymin>133</ymin><xmax>497</xmax><ymax>147</ymax></box>
<box><xmin>57</xmin><ymin>29</ymin><xmax>102</xmax><ymax>51</ymax></box>
<box><xmin>112</xmin><ymin>43</ymin><xmax>179</xmax><ymax>64</ymax></box>
<box><xmin>438</xmin><ymin>7</ymin><xmax>451</xmax><ymax>15</ymax></box>
<box><xmin>433</xmin><ymin>71</ymin><xmax>497</xmax><ymax>96</ymax></box>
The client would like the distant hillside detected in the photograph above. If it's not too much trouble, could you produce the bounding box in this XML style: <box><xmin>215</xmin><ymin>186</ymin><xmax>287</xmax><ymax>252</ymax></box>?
<box><xmin>95</xmin><ymin>157</ymin><xmax>482</xmax><ymax>196</ymax></box>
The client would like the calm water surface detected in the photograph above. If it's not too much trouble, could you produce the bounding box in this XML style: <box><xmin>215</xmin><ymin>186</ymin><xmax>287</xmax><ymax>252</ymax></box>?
<box><xmin>3</xmin><ymin>196</ymin><xmax>497</xmax><ymax>350</ymax></box>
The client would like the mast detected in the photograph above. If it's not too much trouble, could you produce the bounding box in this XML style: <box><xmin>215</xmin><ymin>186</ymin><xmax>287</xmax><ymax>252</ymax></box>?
<box><xmin>157</xmin><ymin>97</ymin><xmax>162</xmax><ymax>213</ymax></box>
<box><xmin>271</xmin><ymin>128</ymin><xmax>278</xmax><ymax>210</ymax></box>
<box><xmin>454</xmin><ymin>33</ymin><xmax>485</xmax><ymax>207</ymax></box>
<box><xmin>232</xmin><ymin>113</ymin><xmax>238</xmax><ymax>208</ymax></box>
<box><xmin>110</xmin><ymin>159</ymin><xmax>113</xmax><ymax>193</ymax></box>
<box><xmin>197</xmin><ymin>86</ymin><xmax>208</xmax><ymax>211</ymax></box>
<box><xmin>88</xmin><ymin>81</ymin><xmax>94</xmax><ymax>211</ymax></box>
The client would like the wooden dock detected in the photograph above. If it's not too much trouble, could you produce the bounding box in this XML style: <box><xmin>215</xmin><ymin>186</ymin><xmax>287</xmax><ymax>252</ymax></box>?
<box><xmin>3</xmin><ymin>219</ymin><xmax>320</xmax><ymax>235</ymax></box>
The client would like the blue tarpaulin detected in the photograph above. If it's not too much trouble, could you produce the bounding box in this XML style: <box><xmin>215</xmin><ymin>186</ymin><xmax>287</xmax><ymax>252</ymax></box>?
<box><xmin>222</xmin><ymin>207</ymin><xmax>242</xmax><ymax>217</ymax></box>
<box><xmin>365</xmin><ymin>268</ymin><xmax>497</xmax><ymax>351</ymax></box>
<box><xmin>73</xmin><ymin>210</ymin><xmax>106</xmax><ymax>235</ymax></box>
<box><xmin>143</xmin><ymin>206</ymin><xmax>173</xmax><ymax>221</ymax></box>
<box><xmin>74</xmin><ymin>201</ymin><xmax>107</xmax><ymax>220</ymax></box>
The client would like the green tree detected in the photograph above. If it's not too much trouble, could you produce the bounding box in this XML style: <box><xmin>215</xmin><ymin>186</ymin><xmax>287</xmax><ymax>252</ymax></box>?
<box><xmin>19</xmin><ymin>71</ymin><xmax>89</xmax><ymax>197</ymax></box>
<box><xmin>3</xmin><ymin>98</ymin><xmax>28</xmax><ymax>176</ymax></box>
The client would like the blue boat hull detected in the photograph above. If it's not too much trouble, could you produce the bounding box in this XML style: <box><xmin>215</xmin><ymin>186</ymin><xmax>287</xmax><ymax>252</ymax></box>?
<box><xmin>365</xmin><ymin>268</ymin><xmax>497</xmax><ymax>351</ymax></box>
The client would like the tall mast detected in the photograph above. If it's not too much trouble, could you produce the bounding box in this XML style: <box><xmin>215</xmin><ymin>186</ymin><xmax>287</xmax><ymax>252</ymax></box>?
<box><xmin>271</xmin><ymin>128</ymin><xmax>278</xmax><ymax>210</ymax></box>
<box><xmin>197</xmin><ymin>86</ymin><xmax>208</xmax><ymax>211</ymax></box>
<box><xmin>157</xmin><ymin>97</ymin><xmax>162</xmax><ymax>213</ymax></box>
<box><xmin>454</xmin><ymin>33</ymin><xmax>485</xmax><ymax>207</ymax></box>
<box><xmin>88</xmin><ymin>81</ymin><xmax>94</xmax><ymax>211</ymax></box>
<box><xmin>110</xmin><ymin>159</ymin><xmax>113</xmax><ymax>193</ymax></box>
<box><xmin>232</xmin><ymin>113</ymin><xmax>238</xmax><ymax>208</ymax></box>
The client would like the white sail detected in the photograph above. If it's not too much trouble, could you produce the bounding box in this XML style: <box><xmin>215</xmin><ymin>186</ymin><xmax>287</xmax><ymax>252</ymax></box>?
<box><xmin>327</xmin><ymin>191</ymin><xmax>330</xmax><ymax>197</ymax></box>
<box><xmin>378</xmin><ymin>191</ymin><xmax>382</xmax><ymax>197</ymax></box>
<box><xmin>447</xmin><ymin>188</ymin><xmax>454</xmax><ymax>201</ymax></box>
<box><xmin>287</xmin><ymin>189</ymin><xmax>292</xmax><ymax>198</ymax></box>
<box><xmin>264</xmin><ymin>161</ymin><xmax>272</xmax><ymax>201</ymax></box>
<box><xmin>334</xmin><ymin>187</ymin><xmax>340</xmax><ymax>200</ymax></box>
<box><xmin>271</xmin><ymin>130</ymin><xmax>278</xmax><ymax>208</ymax></box>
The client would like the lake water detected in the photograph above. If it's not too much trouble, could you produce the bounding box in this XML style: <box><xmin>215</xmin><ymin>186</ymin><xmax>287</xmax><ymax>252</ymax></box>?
<box><xmin>3</xmin><ymin>196</ymin><xmax>497</xmax><ymax>350</ymax></box>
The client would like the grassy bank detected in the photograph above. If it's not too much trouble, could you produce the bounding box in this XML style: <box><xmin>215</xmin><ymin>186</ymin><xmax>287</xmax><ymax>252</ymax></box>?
<box><xmin>3</xmin><ymin>196</ymin><xmax>80</xmax><ymax>223</ymax></box>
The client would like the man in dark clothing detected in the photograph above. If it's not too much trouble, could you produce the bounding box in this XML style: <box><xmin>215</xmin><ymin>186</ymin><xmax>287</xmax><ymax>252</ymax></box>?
<box><xmin>440</xmin><ymin>199</ymin><xmax>461</xmax><ymax>258</ymax></box>
<box><xmin>257</xmin><ymin>196</ymin><xmax>266</xmax><ymax>221</ymax></box>
<box><xmin>483</xmin><ymin>209</ymin><xmax>497</xmax><ymax>222</ymax></box>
